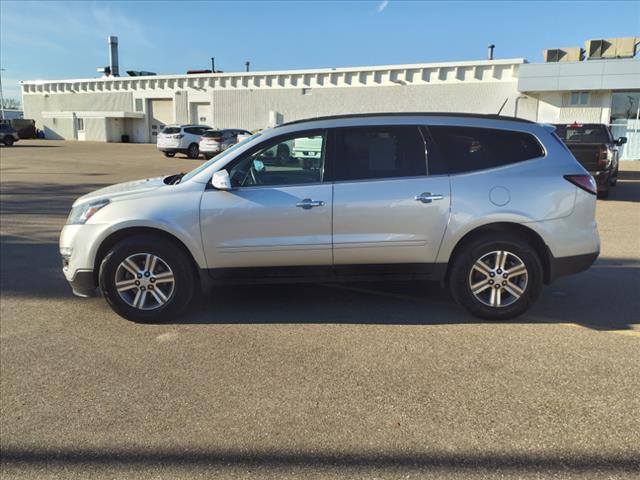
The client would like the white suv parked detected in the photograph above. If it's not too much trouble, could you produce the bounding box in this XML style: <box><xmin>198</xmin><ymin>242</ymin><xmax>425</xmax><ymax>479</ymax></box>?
<box><xmin>157</xmin><ymin>124</ymin><xmax>211</xmax><ymax>159</ymax></box>
<box><xmin>200</xmin><ymin>129</ymin><xmax>252</xmax><ymax>159</ymax></box>
<box><xmin>60</xmin><ymin>113</ymin><xmax>599</xmax><ymax>322</ymax></box>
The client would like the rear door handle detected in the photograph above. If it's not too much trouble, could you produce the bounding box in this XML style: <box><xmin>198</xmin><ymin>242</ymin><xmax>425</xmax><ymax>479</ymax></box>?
<box><xmin>415</xmin><ymin>192</ymin><xmax>444</xmax><ymax>204</ymax></box>
<box><xmin>296</xmin><ymin>198</ymin><xmax>325</xmax><ymax>209</ymax></box>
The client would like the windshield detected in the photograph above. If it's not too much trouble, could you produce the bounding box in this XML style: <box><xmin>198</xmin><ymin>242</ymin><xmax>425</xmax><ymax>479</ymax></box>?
<box><xmin>181</xmin><ymin>131</ymin><xmax>263</xmax><ymax>183</ymax></box>
<box><xmin>554</xmin><ymin>124</ymin><xmax>611</xmax><ymax>144</ymax></box>
<box><xmin>161</xmin><ymin>127</ymin><xmax>181</xmax><ymax>135</ymax></box>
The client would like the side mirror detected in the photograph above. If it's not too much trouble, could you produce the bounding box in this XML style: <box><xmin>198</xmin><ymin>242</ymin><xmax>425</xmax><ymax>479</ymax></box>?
<box><xmin>211</xmin><ymin>169</ymin><xmax>233</xmax><ymax>190</ymax></box>
<box><xmin>617</xmin><ymin>137</ymin><xmax>627</xmax><ymax>146</ymax></box>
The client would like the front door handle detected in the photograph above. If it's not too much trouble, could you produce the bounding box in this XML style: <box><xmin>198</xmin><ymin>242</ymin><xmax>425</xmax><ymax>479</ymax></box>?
<box><xmin>296</xmin><ymin>198</ymin><xmax>325</xmax><ymax>209</ymax></box>
<box><xmin>415</xmin><ymin>192</ymin><xmax>444</xmax><ymax>204</ymax></box>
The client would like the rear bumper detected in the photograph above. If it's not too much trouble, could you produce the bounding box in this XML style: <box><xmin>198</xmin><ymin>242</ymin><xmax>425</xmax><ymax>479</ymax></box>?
<box><xmin>547</xmin><ymin>251</ymin><xmax>599</xmax><ymax>283</ymax></box>
<box><xmin>157</xmin><ymin>147</ymin><xmax>185</xmax><ymax>154</ymax></box>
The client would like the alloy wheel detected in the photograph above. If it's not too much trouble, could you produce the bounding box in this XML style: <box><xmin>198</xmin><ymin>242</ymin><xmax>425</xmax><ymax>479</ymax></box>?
<box><xmin>468</xmin><ymin>250</ymin><xmax>528</xmax><ymax>308</ymax></box>
<box><xmin>114</xmin><ymin>253</ymin><xmax>175</xmax><ymax>310</ymax></box>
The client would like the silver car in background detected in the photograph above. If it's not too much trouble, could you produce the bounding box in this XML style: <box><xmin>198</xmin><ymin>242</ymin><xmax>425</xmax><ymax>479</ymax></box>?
<box><xmin>60</xmin><ymin>113</ymin><xmax>599</xmax><ymax>322</ymax></box>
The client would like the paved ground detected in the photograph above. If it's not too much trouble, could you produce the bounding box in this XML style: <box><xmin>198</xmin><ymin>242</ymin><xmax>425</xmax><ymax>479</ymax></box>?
<box><xmin>1</xmin><ymin>140</ymin><xmax>639</xmax><ymax>479</ymax></box>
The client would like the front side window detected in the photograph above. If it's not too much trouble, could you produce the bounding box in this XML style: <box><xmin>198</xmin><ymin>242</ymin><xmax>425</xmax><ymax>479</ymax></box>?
<box><xmin>429</xmin><ymin>126</ymin><xmax>544</xmax><ymax>174</ymax></box>
<box><xmin>228</xmin><ymin>132</ymin><xmax>325</xmax><ymax>188</ymax></box>
<box><xmin>334</xmin><ymin>126</ymin><xmax>426</xmax><ymax>181</ymax></box>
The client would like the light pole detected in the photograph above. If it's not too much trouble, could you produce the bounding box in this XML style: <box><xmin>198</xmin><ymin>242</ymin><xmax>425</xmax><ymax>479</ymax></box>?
<box><xmin>0</xmin><ymin>68</ymin><xmax>5</xmax><ymax>121</ymax></box>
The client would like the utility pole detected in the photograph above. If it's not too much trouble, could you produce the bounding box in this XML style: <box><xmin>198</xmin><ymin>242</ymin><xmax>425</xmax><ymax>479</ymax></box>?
<box><xmin>0</xmin><ymin>68</ymin><xmax>5</xmax><ymax>121</ymax></box>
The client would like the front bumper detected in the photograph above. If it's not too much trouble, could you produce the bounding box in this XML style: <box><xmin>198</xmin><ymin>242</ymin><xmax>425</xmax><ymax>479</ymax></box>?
<box><xmin>67</xmin><ymin>269</ymin><xmax>97</xmax><ymax>297</ymax></box>
<box><xmin>589</xmin><ymin>170</ymin><xmax>612</xmax><ymax>191</ymax></box>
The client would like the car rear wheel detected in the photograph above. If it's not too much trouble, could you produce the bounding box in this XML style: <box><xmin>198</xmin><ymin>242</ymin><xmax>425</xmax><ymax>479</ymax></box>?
<box><xmin>187</xmin><ymin>143</ymin><xmax>200</xmax><ymax>159</ymax></box>
<box><xmin>164</xmin><ymin>152</ymin><xmax>175</xmax><ymax>158</ymax></box>
<box><xmin>449</xmin><ymin>233</ymin><xmax>543</xmax><ymax>320</ymax></box>
<box><xmin>99</xmin><ymin>236</ymin><xmax>195</xmax><ymax>322</ymax></box>
<box><xmin>4</xmin><ymin>136</ymin><xmax>14</xmax><ymax>146</ymax></box>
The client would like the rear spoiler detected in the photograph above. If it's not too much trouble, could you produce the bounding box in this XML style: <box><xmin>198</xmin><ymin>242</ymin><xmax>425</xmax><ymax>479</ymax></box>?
<box><xmin>540</xmin><ymin>123</ymin><xmax>557</xmax><ymax>133</ymax></box>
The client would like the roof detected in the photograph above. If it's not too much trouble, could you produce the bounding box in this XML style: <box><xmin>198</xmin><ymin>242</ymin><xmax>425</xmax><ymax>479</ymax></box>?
<box><xmin>278</xmin><ymin>112</ymin><xmax>535</xmax><ymax>127</ymax></box>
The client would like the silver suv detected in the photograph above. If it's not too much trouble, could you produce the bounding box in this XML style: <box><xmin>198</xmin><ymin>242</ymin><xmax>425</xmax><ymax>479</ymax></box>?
<box><xmin>60</xmin><ymin>113</ymin><xmax>600</xmax><ymax>322</ymax></box>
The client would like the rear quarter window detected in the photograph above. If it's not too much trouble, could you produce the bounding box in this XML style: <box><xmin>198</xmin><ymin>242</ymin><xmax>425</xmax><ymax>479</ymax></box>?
<box><xmin>428</xmin><ymin>126</ymin><xmax>544</xmax><ymax>174</ymax></box>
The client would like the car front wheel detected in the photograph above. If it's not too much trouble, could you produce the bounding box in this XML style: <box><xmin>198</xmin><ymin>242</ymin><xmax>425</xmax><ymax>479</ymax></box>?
<box><xmin>4</xmin><ymin>136</ymin><xmax>15</xmax><ymax>146</ymax></box>
<box><xmin>99</xmin><ymin>236</ymin><xmax>195</xmax><ymax>322</ymax></box>
<box><xmin>449</xmin><ymin>233</ymin><xmax>543</xmax><ymax>320</ymax></box>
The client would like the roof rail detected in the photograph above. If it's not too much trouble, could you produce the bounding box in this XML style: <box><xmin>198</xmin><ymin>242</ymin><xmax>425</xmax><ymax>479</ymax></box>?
<box><xmin>278</xmin><ymin>112</ymin><xmax>535</xmax><ymax>127</ymax></box>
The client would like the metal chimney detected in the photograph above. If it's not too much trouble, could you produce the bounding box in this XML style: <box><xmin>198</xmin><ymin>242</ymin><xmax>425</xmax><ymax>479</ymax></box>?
<box><xmin>245</xmin><ymin>61</ymin><xmax>250</xmax><ymax>72</ymax></box>
<box><xmin>487</xmin><ymin>44</ymin><xmax>495</xmax><ymax>61</ymax></box>
<box><xmin>108</xmin><ymin>36</ymin><xmax>120</xmax><ymax>77</ymax></box>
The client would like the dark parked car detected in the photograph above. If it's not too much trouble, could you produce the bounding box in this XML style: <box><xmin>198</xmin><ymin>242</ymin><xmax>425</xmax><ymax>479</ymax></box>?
<box><xmin>0</xmin><ymin>123</ymin><xmax>19</xmax><ymax>146</ymax></box>
<box><xmin>553</xmin><ymin>123</ymin><xmax>626</xmax><ymax>198</ymax></box>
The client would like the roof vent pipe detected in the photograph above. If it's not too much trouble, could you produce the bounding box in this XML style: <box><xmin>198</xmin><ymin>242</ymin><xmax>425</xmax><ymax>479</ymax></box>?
<box><xmin>108</xmin><ymin>36</ymin><xmax>120</xmax><ymax>77</ymax></box>
<box><xmin>487</xmin><ymin>44</ymin><xmax>495</xmax><ymax>61</ymax></box>
<box><xmin>245</xmin><ymin>61</ymin><xmax>250</xmax><ymax>72</ymax></box>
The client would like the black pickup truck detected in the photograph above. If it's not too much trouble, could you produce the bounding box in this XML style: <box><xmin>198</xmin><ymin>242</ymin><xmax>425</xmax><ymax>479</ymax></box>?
<box><xmin>553</xmin><ymin>123</ymin><xmax>627</xmax><ymax>198</ymax></box>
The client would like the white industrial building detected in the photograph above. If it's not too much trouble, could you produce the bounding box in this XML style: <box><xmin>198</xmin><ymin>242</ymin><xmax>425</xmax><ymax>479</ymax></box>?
<box><xmin>20</xmin><ymin>36</ymin><xmax>640</xmax><ymax>159</ymax></box>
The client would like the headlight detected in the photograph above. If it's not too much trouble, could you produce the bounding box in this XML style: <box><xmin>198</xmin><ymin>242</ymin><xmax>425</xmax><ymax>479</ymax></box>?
<box><xmin>67</xmin><ymin>199</ymin><xmax>110</xmax><ymax>225</ymax></box>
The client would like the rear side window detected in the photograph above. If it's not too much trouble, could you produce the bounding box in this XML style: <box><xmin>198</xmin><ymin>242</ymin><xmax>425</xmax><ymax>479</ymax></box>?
<box><xmin>428</xmin><ymin>126</ymin><xmax>544</xmax><ymax>174</ymax></box>
<box><xmin>184</xmin><ymin>127</ymin><xmax>204</xmax><ymax>135</ymax></box>
<box><xmin>334</xmin><ymin>126</ymin><xmax>426</xmax><ymax>181</ymax></box>
<box><xmin>161</xmin><ymin>127</ymin><xmax>181</xmax><ymax>135</ymax></box>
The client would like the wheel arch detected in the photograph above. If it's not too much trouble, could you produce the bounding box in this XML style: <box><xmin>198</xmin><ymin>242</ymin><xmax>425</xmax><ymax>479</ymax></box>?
<box><xmin>94</xmin><ymin>227</ymin><xmax>203</xmax><ymax>288</ymax></box>
<box><xmin>445</xmin><ymin>222</ymin><xmax>552</xmax><ymax>284</ymax></box>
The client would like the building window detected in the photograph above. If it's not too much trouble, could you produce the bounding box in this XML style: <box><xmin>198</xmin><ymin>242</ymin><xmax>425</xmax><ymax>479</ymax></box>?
<box><xmin>570</xmin><ymin>92</ymin><xmax>589</xmax><ymax>106</ymax></box>
<box><xmin>77</xmin><ymin>118</ymin><xmax>84</xmax><ymax>131</ymax></box>
<box><xmin>134</xmin><ymin>98</ymin><xmax>143</xmax><ymax>112</ymax></box>
<box><xmin>302</xmin><ymin>88</ymin><xmax>312</xmax><ymax>96</ymax></box>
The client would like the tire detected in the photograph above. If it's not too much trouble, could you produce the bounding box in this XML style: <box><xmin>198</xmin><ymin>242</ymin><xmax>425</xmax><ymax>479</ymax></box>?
<box><xmin>4</xmin><ymin>136</ymin><xmax>14</xmax><ymax>146</ymax></box>
<box><xmin>98</xmin><ymin>235</ymin><xmax>195</xmax><ymax>323</ymax></box>
<box><xmin>448</xmin><ymin>233</ymin><xmax>543</xmax><ymax>320</ymax></box>
<box><xmin>609</xmin><ymin>167</ymin><xmax>618</xmax><ymax>187</ymax></box>
<box><xmin>187</xmin><ymin>143</ymin><xmax>200</xmax><ymax>159</ymax></box>
<box><xmin>164</xmin><ymin>152</ymin><xmax>175</xmax><ymax>158</ymax></box>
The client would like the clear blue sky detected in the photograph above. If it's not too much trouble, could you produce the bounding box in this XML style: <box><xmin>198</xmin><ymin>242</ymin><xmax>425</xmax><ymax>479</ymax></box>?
<box><xmin>1</xmin><ymin>0</ymin><xmax>639</xmax><ymax>101</ymax></box>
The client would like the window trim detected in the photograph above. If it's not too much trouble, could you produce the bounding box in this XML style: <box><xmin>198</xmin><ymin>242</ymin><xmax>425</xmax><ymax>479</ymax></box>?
<box><xmin>331</xmin><ymin>124</ymin><xmax>429</xmax><ymax>182</ymax></box>
<box><xmin>221</xmin><ymin>128</ymin><xmax>329</xmax><ymax>189</ymax></box>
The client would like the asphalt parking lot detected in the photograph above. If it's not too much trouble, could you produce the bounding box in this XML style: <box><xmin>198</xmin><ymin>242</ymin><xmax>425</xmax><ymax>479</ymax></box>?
<box><xmin>1</xmin><ymin>140</ymin><xmax>639</xmax><ymax>479</ymax></box>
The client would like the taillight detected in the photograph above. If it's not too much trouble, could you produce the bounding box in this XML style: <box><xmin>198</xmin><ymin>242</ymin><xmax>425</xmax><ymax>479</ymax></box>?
<box><xmin>564</xmin><ymin>174</ymin><xmax>597</xmax><ymax>195</ymax></box>
<box><xmin>597</xmin><ymin>146</ymin><xmax>609</xmax><ymax>168</ymax></box>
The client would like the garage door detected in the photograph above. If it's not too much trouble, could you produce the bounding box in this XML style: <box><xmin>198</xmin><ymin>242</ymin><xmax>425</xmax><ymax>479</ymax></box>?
<box><xmin>191</xmin><ymin>103</ymin><xmax>212</xmax><ymax>126</ymax></box>
<box><xmin>149</xmin><ymin>99</ymin><xmax>173</xmax><ymax>141</ymax></box>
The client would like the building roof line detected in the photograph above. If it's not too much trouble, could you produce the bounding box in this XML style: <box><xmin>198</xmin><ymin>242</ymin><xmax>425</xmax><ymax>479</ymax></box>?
<box><xmin>19</xmin><ymin>58</ymin><xmax>526</xmax><ymax>85</ymax></box>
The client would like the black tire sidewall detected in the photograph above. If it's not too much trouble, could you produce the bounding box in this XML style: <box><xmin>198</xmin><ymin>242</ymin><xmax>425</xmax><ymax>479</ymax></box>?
<box><xmin>188</xmin><ymin>144</ymin><xmax>199</xmax><ymax>159</ymax></box>
<box><xmin>450</xmin><ymin>234</ymin><xmax>543</xmax><ymax>320</ymax></box>
<box><xmin>99</xmin><ymin>236</ymin><xmax>195</xmax><ymax>322</ymax></box>
<box><xmin>4</xmin><ymin>137</ymin><xmax>14</xmax><ymax>146</ymax></box>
